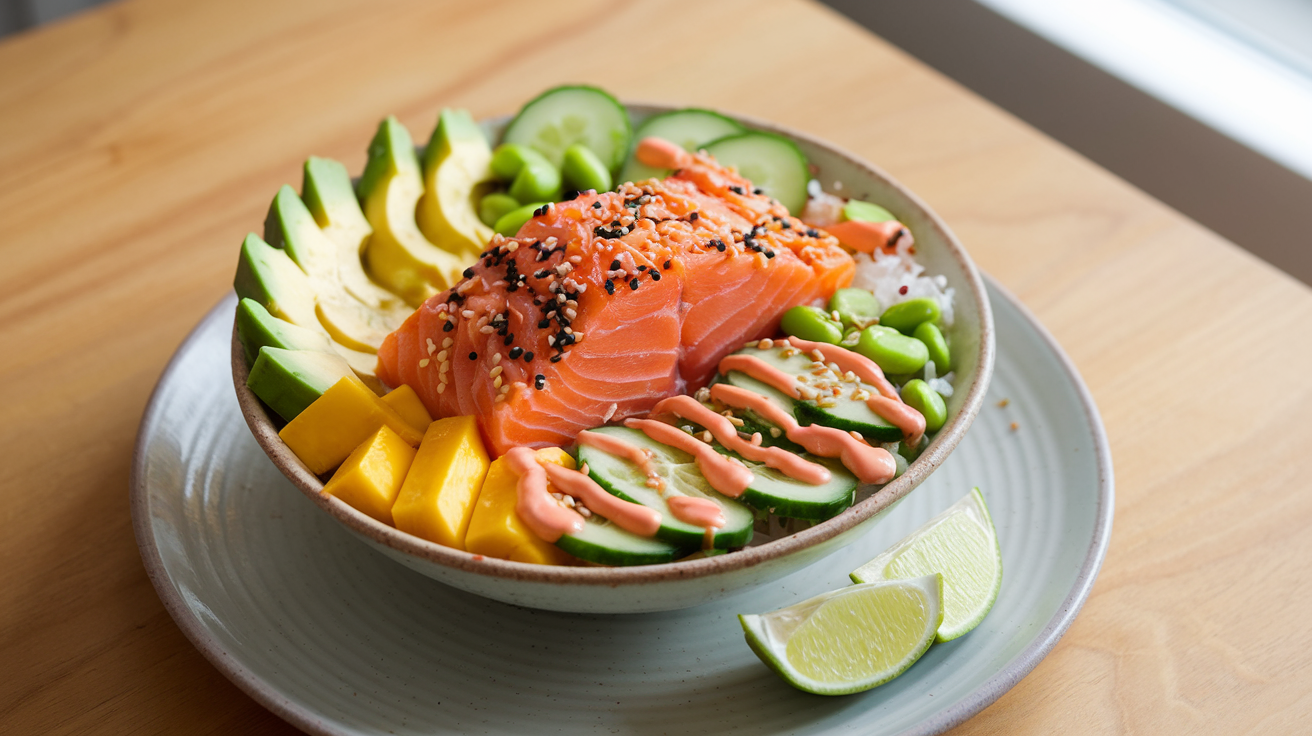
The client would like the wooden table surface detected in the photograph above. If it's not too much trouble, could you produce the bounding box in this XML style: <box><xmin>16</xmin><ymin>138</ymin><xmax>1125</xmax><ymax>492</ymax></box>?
<box><xmin>4</xmin><ymin>0</ymin><xmax>1311</xmax><ymax>732</ymax></box>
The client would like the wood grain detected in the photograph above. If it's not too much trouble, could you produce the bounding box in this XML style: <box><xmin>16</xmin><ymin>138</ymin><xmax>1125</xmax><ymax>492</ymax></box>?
<box><xmin>2</xmin><ymin>0</ymin><xmax>1310</xmax><ymax>732</ymax></box>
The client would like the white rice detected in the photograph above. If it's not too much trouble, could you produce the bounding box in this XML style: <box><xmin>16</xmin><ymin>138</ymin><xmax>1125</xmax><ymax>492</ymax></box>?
<box><xmin>851</xmin><ymin>240</ymin><xmax>956</xmax><ymax>328</ymax></box>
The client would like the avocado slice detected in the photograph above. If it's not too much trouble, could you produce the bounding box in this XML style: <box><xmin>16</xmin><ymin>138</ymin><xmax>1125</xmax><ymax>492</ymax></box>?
<box><xmin>302</xmin><ymin>156</ymin><xmax>409</xmax><ymax>311</ymax></box>
<box><xmin>357</xmin><ymin>116</ymin><xmax>467</xmax><ymax>306</ymax></box>
<box><xmin>416</xmin><ymin>109</ymin><xmax>497</xmax><ymax>264</ymax></box>
<box><xmin>264</xmin><ymin>185</ymin><xmax>408</xmax><ymax>352</ymax></box>
<box><xmin>232</xmin><ymin>232</ymin><xmax>384</xmax><ymax>391</ymax></box>
<box><xmin>246</xmin><ymin>346</ymin><xmax>354</xmax><ymax>422</ymax></box>
<box><xmin>235</xmin><ymin>297</ymin><xmax>333</xmax><ymax>365</ymax></box>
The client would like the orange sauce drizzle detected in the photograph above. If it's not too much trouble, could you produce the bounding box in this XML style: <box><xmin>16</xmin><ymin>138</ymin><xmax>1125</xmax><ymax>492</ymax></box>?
<box><xmin>542</xmin><ymin>463</ymin><xmax>662</xmax><ymax>537</ymax></box>
<box><xmin>624</xmin><ymin>417</ymin><xmax>753</xmax><ymax>498</ymax></box>
<box><xmin>578</xmin><ymin>430</ymin><xmax>664</xmax><ymax>490</ymax></box>
<box><xmin>506</xmin><ymin>447</ymin><xmax>585</xmax><ymax>543</ymax></box>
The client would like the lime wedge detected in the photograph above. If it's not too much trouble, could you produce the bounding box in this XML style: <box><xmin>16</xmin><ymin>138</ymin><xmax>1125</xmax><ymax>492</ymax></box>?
<box><xmin>851</xmin><ymin>487</ymin><xmax>1002</xmax><ymax>642</ymax></box>
<box><xmin>739</xmin><ymin>575</ymin><xmax>943</xmax><ymax>695</ymax></box>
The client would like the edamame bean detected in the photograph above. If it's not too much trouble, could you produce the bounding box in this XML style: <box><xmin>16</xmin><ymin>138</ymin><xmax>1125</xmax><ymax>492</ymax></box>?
<box><xmin>561</xmin><ymin>143</ymin><xmax>612</xmax><ymax>194</ymax></box>
<box><xmin>828</xmin><ymin>288</ymin><xmax>881</xmax><ymax>328</ymax></box>
<box><xmin>781</xmin><ymin>305</ymin><xmax>844</xmax><ymax>344</ymax></box>
<box><xmin>493</xmin><ymin>201</ymin><xmax>550</xmax><ymax>237</ymax></box>
<box><xmin>901</xmin><ymin>379</ymin><xmax>947</xmax><ymax>432</ymax></box>
<box><xmin>856</xmin><ymin>325</ymin><xmax>929</xmax><ymax>375</ymax></box>
<box><xmin>913</xmin><ymin>321</ymin><xmax>950</xmax><ymax>373</ymax></box>
<box><xmin>490</xmin><ymin>143</ymin><xmax>543</xmax><ymax>181</ymax></box>
<box><xmin>842</xmin><ymin>199</ymin><xmax>895</xmax><ymax>223</ymax></box>
<box><xmin>478</xmin><ymin>192</ymin><xmax>520</xmax><ymax>228</ymax></box>
<box><xmin>509</xmin><ymin>159</ymin><xmax>562</xmax><ymax>204</ymax></box>
<box><xmin>879</xmin><ymin>297</ymin><xmax>940</xmax><ymax>334</ymax></box>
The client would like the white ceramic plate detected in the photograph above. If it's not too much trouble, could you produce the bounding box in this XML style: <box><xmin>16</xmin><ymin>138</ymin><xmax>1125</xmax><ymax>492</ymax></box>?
<box><xmin>132</xmin><ymin>279</ymin><xmax>1113</xmax><ymax>736</ymax></box>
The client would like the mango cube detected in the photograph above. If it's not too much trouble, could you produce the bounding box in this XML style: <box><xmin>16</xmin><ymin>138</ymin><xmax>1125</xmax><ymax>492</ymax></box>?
<box><xmin>278</xmin><ymin>375</ymin><xmax>424</xmax><ymax>475</ymax></box>
<box><xmin>381</xmin><ymin>384</ymin><xmax>433</xmax><ymax>435</ymax></box>
<box><xmin>323</xmin><ymin>425</ymin><xmax>416</xmax><ymax>524</ymax></box>
<box><xmin>391</xmin><ymin>416</ymin><xmax>490</xmax><ymax>549</ymax></box>
<box><xmin>465</xmin><ymin>447</ymin><xmax>577</xmax><ymax>565</ymax></box>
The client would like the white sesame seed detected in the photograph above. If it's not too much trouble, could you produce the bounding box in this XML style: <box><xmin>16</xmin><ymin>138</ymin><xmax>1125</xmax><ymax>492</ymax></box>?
<box><xmin>564</xmin><ymin>326</ymin><xmax>573</xmax><ymax>335</ymax></box>
<box><xmin>578</xmin><ymin>507</ymin><xmax>592</xmax><ymax>518</ymax></box>
<box><xmin>810</xmin><ymin>350</ymin><xmax>825</xmax><ymax>361</ymax></box>
<box><xmin>456</xmin><ymin>280</ymin><xmax>476</xmax><ymax>294</ymax></box>
<box><xmin>758</xmin><ymin>338</ymin><xmax>773</xmax><ymax>350</ymax></box>
<box><xmin>490</xmin><ymin>366</ymin><xmax>503</xmax><ymax>379</ymax></box>
<box><xmin>442</xmin><ymin>338</ymin><xmax>454</xmax><ymax>349</ymax></box>
<box><xmin>547</xmin><ymin>335</ymin><xmax>556</xmax><ymax>346</ymax></box>
<box><xmin>419</xmin><ymin>358</ymin><xmax>430</xmax><ymax>368</ymax></box>
<box><xmin>572</xmin><ymin>331</ymin><xmax>584</xmax><ymax>342</ymax></box>
<box><xmin>568</xmin><ymin>255</ymin><xmax>582</xmax><ymax>264</ymax></box>
<box><xmin>438</xmin><ymin>383</ymin><xmax>448</xmax><ymax>394</ymax></box>
<box><xmin>462</xmin><ymin>310</ymin><xmax>475</xmax><ymax>319</ymax></box>
<box><xmin>727</xmin><ymin>416</ymin><xmax>744</xmax><ymax>427</ymax></box>
<box><xmin>555</xmin><ymin>263</ymin><xmax>572</xmax><ymax>276</ymax></box>
<box><xmin>699</xmin><ymin>431</ymin><xmax>713</xmax><ymax>443</ymax></box>
<box><xmin>507</xmin><ymin>241</ymin><xmax>519</xmax><ymax>252</ymax></box>
<box><xmin>436</xmin><ymin>350</ymin><xmax>448</xmax><ymax>362</ymax></box>
<box><xmin>769</xmin><ymin>427</ymin><xmax>782</xmax><ymax>438</ymax></box>
<box><xmin>493</xmin><ymin>376</ymin><xmax>503</xmax><ymax>390</ymax></box>
<box><xmin>544</xmin><ymin>236</ymin><xmax>557</xmax><ymax>247</ymax></box>
<box><xmin>603</xmin><ymin>403</ymin><xmax>617</xmax><ymax>422</ymax></box>
<box><xmin>494</xmin><ymin>394</ymin><xmax>505</xmax><ymax>403</ymax></box>
<box><xmin>491</xmin><ymin>352</ymin><xmax>502</xmax><ymax>363</ymax></box>
<box><xmin>851</xmin><ymin>431</ymin><xmax>864</xmax><ymax>441</ymax></box>
<box><xmin>576</xmin><ymin>282</ymin><xmax>587</xmax><ymax>293</ymax></box>
<box><xmin>565</xmin><ymin>308</ymin><xmax>577</xmax><ymax>320</ymax></box>
<box><xmin>479</xmin><ymin>325</ymin><xmax>495</xmax><ymax>334</ymax></box>
<box><xmin>440</xmin><ymin>361</ymin><xmax>450</xmax><ymax>374</ymax></box>
<box><xmin>499</xmin><ymin>384</ymin><xmax>510</xmax><ymax>395</ymax></box>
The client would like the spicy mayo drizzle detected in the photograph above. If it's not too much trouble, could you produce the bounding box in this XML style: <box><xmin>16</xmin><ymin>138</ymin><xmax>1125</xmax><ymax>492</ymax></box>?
<box><xmin>578</xmin><ymin>430</ymin><xmax>664</xmax><ymax>490</ymax></box>
<box><xmin>652</xmin><ymin>395</ymin><xmax>830</xmax><ymax>485</ymax></box>
<box><xmin>506</xmin><ymin>447</ymin><xmax>585</xmax><ymax>543</ymax></box>
<box><xmin>624</xmin><ymin>417</ymin><xmax>753</xmax><ymax>498</ymax></box>
<box><xmin>709</xmin><ymin>383</ymin><xmax>897</xmax><ymax>485</ymax></box>
<box><xmin>542</xmin><ymin>463</ymin><xmax>662</xmax><ymax>537</ymax></box>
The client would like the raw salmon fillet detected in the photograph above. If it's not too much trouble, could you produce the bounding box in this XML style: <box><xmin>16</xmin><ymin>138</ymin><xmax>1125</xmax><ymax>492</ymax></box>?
<box><xmin>376</xmin><ymin>150</ymin><xmax>854</xmax><ymax>455</ymax></box>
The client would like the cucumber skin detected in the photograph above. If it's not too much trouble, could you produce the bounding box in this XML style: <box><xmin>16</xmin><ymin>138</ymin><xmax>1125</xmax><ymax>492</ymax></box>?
<box><xmin>794</xmin><ymin>401</ymin><xmax>905</xmax><ymax>443</ymax></box>
<box><xmin>502</xmin><ymin>85</ymin><xmax>632</xmax><ymax>174</ymax></box>
<box><xmin>555</xmin><ymin>525</ymin><xmax>686</xmax><ymax>567</ymax></box>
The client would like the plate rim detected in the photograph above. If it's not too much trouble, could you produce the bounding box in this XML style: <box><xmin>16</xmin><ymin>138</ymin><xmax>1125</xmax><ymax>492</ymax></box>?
<box><xmin>131</xmin><ymin>276</ymin><xmax>1113</xmax><ymax>736</ymax></box>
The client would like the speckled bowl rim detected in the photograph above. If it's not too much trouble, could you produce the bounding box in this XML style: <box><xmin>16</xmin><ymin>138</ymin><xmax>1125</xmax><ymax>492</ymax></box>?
<box><xmin>133</xmin><ymin>275</ymin><xmax>1112</xmax><ymax>736</ymax></box>
<box><xmin>225</xmin><ymin>103</ymin><xmax>995</xmax><ymax>588</ymax></box>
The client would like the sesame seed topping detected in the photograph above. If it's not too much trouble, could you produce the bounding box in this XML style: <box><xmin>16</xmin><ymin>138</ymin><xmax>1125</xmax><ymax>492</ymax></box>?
<box><xmin>503</xmin><ymin>334</ymin><xmax>514</xmax><ymax>346</ymax></box>
<box><xmin>603</xmin><ymin>403</ymin><xmax>618</xmax><ymax>422</ymax></box>
<box><xmin>629</xmin><ymin>278</ymin><xmax>640</xmax><ymax>290</ymax></box>
<box><xmin>443</xmin><ymin>321</ymin><xmax>455</xmax><ymax>332</ymax></box>
<box><xmin>437</xmin><ymin>350</ymin><xmax>448</xmax><ymax>362</ymax></box>
<box><xmin>479</xmin><ymin>325</ymin><xmax>495</xmax><ymax>334</ymax></box>
<box><xmin>509</xmin><ymin>347</ymin><xmax>523</xmax><ymax>359</ymax></box>
<box><xmin>438</xmin><ymin>383</ymin><xmax>447</xmax><ymax>394</ymax></box>
<box><xmin>461</xmin><ymin>310</ymin><xmax>475</xmax><ymax>319</ymax></box>
<box><xmin>534</xmin><ymin>374</ymin><xmax>546</xmax><ymax>390</ymax></box>
<box><xmin>550</xmin><ymin>354</ymin><xmax>562</xmax><ymax>363</ymax></box>
<box><xmin>468</xmin><ymin>352</ymin><xmax>478</xmax><ymax>360</ymax></box>
<box><xmin>490</xmin><ymin>365</ymin><xmax>503</xmax><ymax>378</ymax></box>
<box><xmin>769</xmin><ymin>427</ymin><xmax>782</xmax><ymax>438</ymax></box>
<box><xmin>419</xmin><ymin>358</ymin><xmax>430</xmax><ymax>368</ymax></box>
<box><xmin>604</xmin><ymin>280</ymin><xmax>615</xmax><ymax>294</ymax></box>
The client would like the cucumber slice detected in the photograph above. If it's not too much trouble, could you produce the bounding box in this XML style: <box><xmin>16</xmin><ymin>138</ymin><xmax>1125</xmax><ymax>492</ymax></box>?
<box><xmin>502</xmin><ymin>85</ymin><xmax>631</xmax><ymax>176</ymax></box>
<box><xmin>556</xmin><ymin>516</ymin><xmax>686</xmax><ymax>566</ymax></box>
<box><xmin>577</xmin><ymin>426</ymin><xmax>755</xmax><ymax>549</ymax></box>
<box><xmin>737</xmin><ymin>455</ymin><xmax>857</xmax><ymax>521</ymax></box>
<box><xmin>721</xmin><ymin>344</ymin><xmax>902</xmax><ymax>442</ymax></box>
<box><xmin>703</xmin><ymin>132</ymin><xmax>810</xmax><ymax>215</ymax></box>
<box><xmin>619</xmin><ymin>108</ymin><xmax>745</xmax><ymax>184</ymax></box>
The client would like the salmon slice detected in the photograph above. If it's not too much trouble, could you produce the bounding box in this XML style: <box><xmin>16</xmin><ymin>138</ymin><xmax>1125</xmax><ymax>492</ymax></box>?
<box><xmin>377</xmin><ymin>148</ymin><xmax>854</xmax><ymax>456</ymax></box>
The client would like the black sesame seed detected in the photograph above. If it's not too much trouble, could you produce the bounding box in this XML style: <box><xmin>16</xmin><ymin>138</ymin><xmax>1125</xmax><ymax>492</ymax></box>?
<box><xmin>611</xmin><ymin>220</ymin><xmax>621</xmax><ymax>228</ymax></box>
<box><xmin>538</xmin><ymin>318</ymin><xmax>550</xmax><ymax>329</ymax></box>
<box><xmin>463</xmin><ymin>267</ymin><xmax>475</xmax><ymax>278</ymax></box>
<box><xmin>753</xmin><ymin>187</ymin><xmax>764</xmax><ymax>195</ymax></box>
<box><xmin>781</xmin><ymin>221</ymin><xmax>791</xmax><ymax>229</ymax></box>
<box><xmin>535</xmin><ymin>270</ymin><xmax>549</xmax><ymax>278</ymax></box>
<box><xmin>636</xmin><ymin>265</ymin><xmax>648</xmax><ymax>272</ymax></box>
<box><xmin>663</xmin><ymin>259</ymin><xmax>672</xmax><ymax>270</ymax></box>
<box><xmin>610</xmin><ymin>260</ymin><xmax>621</xmax><ymax>270</ymax></box>
<box><xmin>765</xmin><ymin>250</ymin><xmax>775</xmax><ymax>259</ymax></box>
<box><xmin>503</xmin><ymin>334</ymin><xmax>514</xmax><ymax>346</ymax></box>
<box><xmin>629</xmin><ymin>278</ymin><xmax>640</xmax><ymax>290</ymax></box>
<box><xmin>534</xmin><ymin>205</ymin><xmax>548</xmax><ymax>217</ymax></box>
<box><xmin>651</xmin><ymin>271</ymin><xmax>661</xmax><ymax>281</ymax></box>
<box><xmin>714</xmin><ymin>240</ymin><xmax>726</xmax><ymax>252</ymax></box>
<box><xmin>604</xmin><ymin>280</ymin><xmax>615</xmax><ymax>294</ymax></box>
<box><xmin>550</xmin><ymin>354</ymin><xmax>563</xmax><ymax>363</ymax></box>
<box><xmin>592</xmin><ymin>202</ymin><xmax>602</xmax><ymax>209</ymax></box>
<box><xmin>523</xmin><ymin>351</ymin><xmax>535</xmax><ymax>362</ymax></box>
<box><xmin>689</xmin><ymin>211</ymin><xmax>699</xmax><ymax>221</ymax></box>
<box><xmin>729</xmin><ymin>185</ymin><xmax>744</xmax><ymax>194</ymax></box>
<box><xmin>509</xmin><ymin>347</ymin><xmax>523</xmax><ymax>359</ymax></box>
<box><xmin>806</xmin><ymin>228</ymin><xmax>820</xmax><ymax>238</ymax></box>
<box><xmin>561</xmin><ymin>190</ymin><xmax>581</xmax><ymax>201</ymax></box>
<box><xmin>468</xmin><ymin>352</ymin><xmax>478</xmax><ymax>360</ymax></box>
<box><xmin>443</xmin><ymin>321</ymin><xmax>455</xmax><ymax>332</ymax></box>
<box><xmin>535</xmin><ymin>374</ymin><xmax>546</xmax><ymax>390</ymax></box>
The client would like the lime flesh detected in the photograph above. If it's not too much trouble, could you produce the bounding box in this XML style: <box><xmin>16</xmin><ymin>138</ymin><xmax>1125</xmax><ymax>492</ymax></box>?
<box><xmin>851</xmin><ymin>488</ymin><xmax>1002</xmax><ymax>642</ymax></box>
<box><xmin>739</xmin><ymin>575</ymin><xmax>943</xmax><ymax>696</ymax></box>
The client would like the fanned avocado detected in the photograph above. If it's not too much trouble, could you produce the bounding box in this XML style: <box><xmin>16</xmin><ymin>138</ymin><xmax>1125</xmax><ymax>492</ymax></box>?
<box><xmin>357</xmin><ymin>116</ymin><xmax>467</xmax><ymax>306</ymax></box>
<box><xmin>302</xmin><ymin>156</ymin><xmax>406</xmax><ymax>311</ymax></box>
<box><xmin>232</xmin><ymin>232</ymin><xmax>383</xmax><ymax>390</ymax></box>
<box><xmin>416</xmin><ymin>109</ymin><xmax>497</xmax><ymax>264</ymax></box>
<box><xmin>235</xmin><ymin>298</ymin><xmax>333</xmax><ymax>365</ymax></box>
<box><xmin>264</xmin><ymin>185</ymin><xmax>408</xmax><ymax>352</ymax></box>
<box><xmin>246</xmin><ymin>347</ymin><xmax>353</xmax><ymax>422</ymax></box>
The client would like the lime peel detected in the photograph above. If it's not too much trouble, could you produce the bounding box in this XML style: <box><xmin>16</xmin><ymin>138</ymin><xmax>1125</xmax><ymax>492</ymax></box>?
<box><xmin>851</xmin><ymin>487</ymin><xmax>1002</xmax><ymax>642</ymax></box>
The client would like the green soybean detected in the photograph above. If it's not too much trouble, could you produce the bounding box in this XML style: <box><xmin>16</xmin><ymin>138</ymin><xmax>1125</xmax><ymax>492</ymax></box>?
<box><xmin>843</xmin><ymin>199</ymin><xmax>895</xmax><ymax>223</ymax></box>
<box><xmin>901</xmin><ymin>379</ymin><xmax>947</xmax><ymax>432</ymax></box>
<box><xmin>561</xmin><ymin>143</ymin><xmax>612</xmax><ymax>194</ymax></box>
<box><xmin>780</xmin><ymin>305</ymin><xmax>844</xmax><ymax>344</ymax></box>
<box><xmin>828</xmin><ymin>288</ymin><xmax>881</xmax><ymax>328</ymax></box>
<box><xmin>509</xmin><ymin>160</ymin><xmax>562</xmax><ymax>204</ymax></box>
<box><xmin>856</xmin><ymin>325</ymin><xmax>929</xmax><ymax>375</ymax></box>
<box><xmin>493</xmin><ymin>201</ymin><xmax>550</xmax><ymax>237</ymax></box>
<box><xmin>913</xmin><ymin>321</ymin><xmax>950</xmax><ymax>372</ymax></box>
<box><xmin>490</xmin><ymin>143</ymin><xmax>544</xmax><ymax>181</ymax></box>
<box><xmin>478</xmin><ymin>192</ymin><xmax>520</xmax><ymax>228</ymax></box>
<box><xmin>879</xmin><ymin>298</ymin><xmax>940</xmax><ymax>334</ymax></box>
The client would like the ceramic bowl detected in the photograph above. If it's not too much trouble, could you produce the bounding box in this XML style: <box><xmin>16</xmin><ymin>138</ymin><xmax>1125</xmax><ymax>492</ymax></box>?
<box><xmin>231</xmin><ymin>103</ymin><xmax>995</xmax><ymax>613</ymax></box>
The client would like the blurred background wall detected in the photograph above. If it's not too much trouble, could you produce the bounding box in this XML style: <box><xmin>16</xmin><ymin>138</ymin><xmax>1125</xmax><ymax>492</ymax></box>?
<box><xmin>4</xmin><ymin>0</ymin><xmax>1308</xmax><ymax>285</ymax></box>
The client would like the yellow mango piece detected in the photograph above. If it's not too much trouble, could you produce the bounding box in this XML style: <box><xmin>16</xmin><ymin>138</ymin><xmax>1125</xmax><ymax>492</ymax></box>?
<box><xmin>323</xmin><ymin>425</ymin><xmax>417</xmax><ymax>525</ymax></box>
<box><xmin>381</xmin><ymin>384</ymin><xmax>433</xmax><ymax>435</ymax></box>
<box><xmin>465</xmin><ymin>447</ymin><xmax>577</xmax><ymax>566</ymax></box>
<box><xmin>391</xmin><ymin>416</ymin><xmax>491</xmax><ymax>549</ymax></box>
<box><xmin>279</xmin><ymin>375</ymin><xmax>424</xmax><ymax>475</ymax></box>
